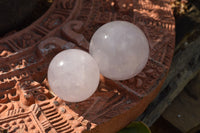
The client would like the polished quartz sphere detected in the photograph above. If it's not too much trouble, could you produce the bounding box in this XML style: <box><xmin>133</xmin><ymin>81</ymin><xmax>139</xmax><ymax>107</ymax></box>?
<box><xmin>89</xmin><ymin>21</ymin><xmax>149</xmax><ymax>80</ymax></box>
<box><xmin>48</xmin><ymin>49</ymin><xmax>100</xmax><ymax>102</ymax></box>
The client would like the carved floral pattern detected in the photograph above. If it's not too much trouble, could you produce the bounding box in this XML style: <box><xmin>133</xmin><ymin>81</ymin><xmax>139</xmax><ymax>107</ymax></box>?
<box><xmin>0</xmin><ymin>0</ymin><xmax>175</xmax><ymax>132</ymax></box>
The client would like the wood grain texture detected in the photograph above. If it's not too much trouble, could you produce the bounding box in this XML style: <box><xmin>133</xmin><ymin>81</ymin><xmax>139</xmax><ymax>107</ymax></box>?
<box><xmin>163</xmin><ymin>73</ymin><xmax>200</xmax><ymax>132</ymax></box>
<box><xmin>138</xmin><ymin>29</ymin><xmax>200</xmax><ymax>126</ymax></box>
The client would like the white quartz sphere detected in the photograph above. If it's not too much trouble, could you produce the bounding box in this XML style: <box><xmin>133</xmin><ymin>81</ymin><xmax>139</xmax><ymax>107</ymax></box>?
<box><xmin>48</xmin><ymin>49</ymin><xmax>100</xmax><ymax>102</ymax></box>
<box><xmin>89</xmin><ymin>21</ymin><xmax>149</xmax><ymax>80</ymax></box>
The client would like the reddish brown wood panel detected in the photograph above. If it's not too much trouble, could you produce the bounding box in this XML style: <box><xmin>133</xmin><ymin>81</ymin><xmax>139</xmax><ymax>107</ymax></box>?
<box><xmin>0</xmin><ymin>0</ymin><xmax>175</xmax><ymax>132</ymax></box>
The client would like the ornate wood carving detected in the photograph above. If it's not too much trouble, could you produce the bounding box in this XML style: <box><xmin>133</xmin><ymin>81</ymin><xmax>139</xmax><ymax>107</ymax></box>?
<box><xmin>0</xmin><ymin>0</ymin><xmax>175</xmax><ymax>132</ymax></box>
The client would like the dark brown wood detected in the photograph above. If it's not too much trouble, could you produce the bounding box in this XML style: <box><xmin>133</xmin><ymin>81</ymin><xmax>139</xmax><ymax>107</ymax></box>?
<box><xmin>188</xmin><ymin>124</ymin><xmax>200</xmax><ymax>133</ymax></box>
<box><xmin>137</xmin><ymin>29</ymin><xmax>200</xmax><ymax>126</ymax></box>
<box><xmin>162</xmin><ymin>73</ymin><xmax>200</xmax><ymax>132</ymax></box>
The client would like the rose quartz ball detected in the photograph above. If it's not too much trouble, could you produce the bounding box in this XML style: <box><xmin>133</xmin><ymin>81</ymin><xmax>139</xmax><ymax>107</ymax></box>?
<box><xmin>48</xmin><ymin>49</ymin><xmax>100</xmax><ymax>102</ymax></box>
<box><xmin>89</xmin><ymin>21</ymin><xmax>149</xmax><ymax>80</ymax></box>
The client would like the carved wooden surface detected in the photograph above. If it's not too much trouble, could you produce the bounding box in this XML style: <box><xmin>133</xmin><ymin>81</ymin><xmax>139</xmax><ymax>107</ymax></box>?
<box><xmin>0</xmin><ymin>0</ymin><xmax>175</xmax><ymax>132</ymax></box>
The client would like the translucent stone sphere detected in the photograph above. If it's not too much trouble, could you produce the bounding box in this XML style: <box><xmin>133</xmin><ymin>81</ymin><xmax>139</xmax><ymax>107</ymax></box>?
<box><xmin>48</xmin><ymin>49</ymin><xmax>100</xmax><ymax>102</ymax></box>
<box><xmin>89</xmin><ymin>21</ymin><xmax>149</xmax><ymax>80</ymax></box>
